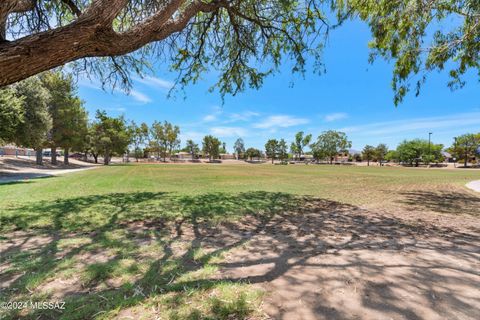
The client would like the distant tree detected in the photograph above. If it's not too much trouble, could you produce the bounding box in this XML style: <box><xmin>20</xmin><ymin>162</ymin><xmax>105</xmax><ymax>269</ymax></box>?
<box><xmin>449</xmin><ymin>133</ymin><xmax>480</xmax><ymax>167</ymax></box>
<box><xmin>166</xmin><ymin>123</ymin><xmax>181</xmax><ymax>160</ymax></box>
<box><xmin>311</xmin><ymin>130</ymin><xmax>352</xmax><ymax>164</ymax></box>
<box><xmin>142</xmin><ymin>146</ymin><xmax>153</xmax><ymax>159</ymax></box>
<box><xmin>219</xmin><ymin>142</ymin><xmax>227</xmax><ymax>154</ymax></box>
<box><xmin>14</xmin><ymin>77</ymin><xmax>52</xmax><ymax>165</ymax></box>
<box><xmin>375</xmin><ymin>144</ymin><xmax>389</xmax><ymax>166</ymax></box>
<box><xmin>362</xmin><ymin>145</ymin><xmax>375</xmax><ymax>166</ymax></box>
<box><xmin>396</xmin><ymin>139</ymin><xmax>443</xmax><ymax>167</ymax></box>
<box><xmin>185</xmin><ymin>139</ymin><xmax>199</xmax><ymax>160</ymax></box>
<box><xmin>265</xmin><ymin>139</ymin><xmax>279</xmax><ymax>164</ymax></box>
<box><xmin>59</xmin><ymin>98</ymin><xmax>88</xmax><ymax>165</ymax></box>
<box><xmin>130</xmin><ymin>121</ymin><xmax>149</xmax><ymax>162</ymax></box>
<box><xmin>277</xmin><ymin>139</ymin><xmax>289</xmax><ymax>163</ymax></box>
<box><xmin>41</xmin><ymin>71</ymin><xmax>87</xmax><ymax>165</ymax></box>
<box><xmin>86</xmin><ymin>123</ymin><xmax>100</xmax><ymax>163</ymax></box>
<box><xmin>290</xmin><ymin>143</ymin><xmax>297</xmax><ymax>160</ymax></box>
<box><xmin>202</xmin><ymin>135</ymin><xmax>221</xmax><ymax>161</ymax></box>
<box><xmin>149</xmin><ymin>121</ymin><xmax>165</xmax><ymax>160</ymax></box>
<box><xmin>353</xmin><ymin>153</ymin><xmax>362</xmax><ymax>162</ymax></box>
<box><xmin>245</xmin><ymin>147</ymin><xmax>262</xmax><ymax>160</ymax></box>
<box><xmin>0</xmin><ymin>87</ymin><xmax>24</xmax><ymax>145</ymax></box>
<box><xmin>149</xmin><ymin>121</ymin><xmax>179</xmax><ymax>161</ymax></box>
<box><xmin>234</xmin><ymin>138</ymin><xmax>245</xmax><ymax>159</ymax></box>
<box><xmin>290</xmin><ymin>131</ymin><xmax>312</xmax><ymax>160</ymax></box>
<box><xmin>312</xmin><ymin>147</ymin><xmax>327</xmax><ymax>162</ymax></box>
<box><xmin>385</xmin><ymin>150</ymin><xmax>399</xmax><ymax>163</ymax></box>
<box><xmin>91</xmin><ymin>111</ymin><xmax>131</xmax><ymax>165</ymax></box>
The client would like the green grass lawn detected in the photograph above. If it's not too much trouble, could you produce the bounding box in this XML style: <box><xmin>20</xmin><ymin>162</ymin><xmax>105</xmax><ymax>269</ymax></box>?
<box><xmin>2</xmin><ymin>163</ymin><xmax>479</xmax><ymax>207</ymax></box>
<box><xmin>0</xmin><ymin>164</ymin><xmax>479</xmax><ymax>319</ymax></box>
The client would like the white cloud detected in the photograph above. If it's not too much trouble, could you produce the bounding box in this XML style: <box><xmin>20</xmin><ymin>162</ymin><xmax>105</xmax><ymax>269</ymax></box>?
<box><xmin>78</xmin><ymin>79</ymin><xmax>100</xmax><ymax>90</ymax></box>
<box><xmin>202</xmin><ymin>105</ymin><xmax>223</xmax><ymax>122</ymax></box>
<box><xmin>180</xmin><ymin>131</ymin><xmax>206</xmax><ymax>142</ymax></box>
<box><xmin>129</xmin><ymin>90</ymin><xmax>152</xmax><ymax>103</ymax></box>
<box><xmin>339</xmin><ymin>112</ymin><xmax>480</xmax><ymax>136</ymax></box>
<box><xmin>211</xmin><ymin>127</ymin><xmax>248</xmax><ymax>138</ymax></box>
<box><xmin>253</xmin><ymin>115</ymin><xmax>309</xmax><ymax>129</ymax></box>
<box><xmin>203</xmin><ymin>114</ymin><xmax>217</xmax><ymax>122</ymax></box>
<box><xmin>135</xmin><ymin>76</ymin><xmax>174</xmax><ymax>90</ymax></box>
<box><xmin>324</xmin><ymin>112</ymin><xmax>348</xmax><ymax>122</ymax></box>
<box><xmin>226</xmin><ymin>111</ymin><xmax>260</xmax><ymax>123</ymax></box>
<box><xmin>78</xmin><ymin>78</ymin><xmax>152</xmax><ymax>104</ymax></box>
<box><xmin>106</xmin><ymin>107</ymin><xmax>126</xmax><ymax>112</ymax></box>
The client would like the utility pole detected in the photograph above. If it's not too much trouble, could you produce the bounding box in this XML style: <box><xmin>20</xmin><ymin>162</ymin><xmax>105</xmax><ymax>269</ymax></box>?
<box><xmin>453</xmin><ymin>137</ymin><xmax>457</xmax><ymax>168</ymax></box>
<box><xmin>428</xmin><ymin>132</ymin><xmax>432</xmax><ymax>165</ymax></box>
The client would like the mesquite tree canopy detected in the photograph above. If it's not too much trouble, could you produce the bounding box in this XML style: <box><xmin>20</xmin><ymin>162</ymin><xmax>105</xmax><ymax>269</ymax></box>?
<box><xmin>0</xmin><ymin>1</ymin><xmax>478</xmax><ymax>103</ymax></box>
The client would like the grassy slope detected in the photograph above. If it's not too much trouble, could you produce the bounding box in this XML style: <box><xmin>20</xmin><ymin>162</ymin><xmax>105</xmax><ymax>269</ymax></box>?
<box><xmin>0</xmin><ymin>164</ymin><xmax>478</xmax><ymax>319</ymax></box>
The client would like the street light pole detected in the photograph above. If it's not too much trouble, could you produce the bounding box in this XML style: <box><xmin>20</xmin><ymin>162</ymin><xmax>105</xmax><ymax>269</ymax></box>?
<box><xmin>428</xmin><ymin>132</ymin><xmax>432</xmax><ymax>165</ymax></box>
<box><xmin>453</xmin><ymin>137</ymin><xmax>457</xmax><ymax>168</ymax></box>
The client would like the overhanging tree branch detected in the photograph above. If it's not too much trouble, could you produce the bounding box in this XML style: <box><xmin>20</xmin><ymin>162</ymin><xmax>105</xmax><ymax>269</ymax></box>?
<box><xmin>60</xmin><ymin>0</ymin><xmax>82</xmax><ymax>17</ymax></box>
<box><xmin>0</xmin><ymin>0</ymin><xmax>34</xmax><ymax>41</ymax></box>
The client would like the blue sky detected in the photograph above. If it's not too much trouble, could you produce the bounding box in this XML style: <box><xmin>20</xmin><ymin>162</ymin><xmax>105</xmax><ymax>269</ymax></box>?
<box><xmin>78</xmin><ymin>19</ymin><xmax>479</xmax><ymax>152</ymax></box>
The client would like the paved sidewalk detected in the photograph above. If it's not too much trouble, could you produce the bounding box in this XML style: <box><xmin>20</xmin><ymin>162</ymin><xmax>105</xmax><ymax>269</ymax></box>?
<box><xmin>466</xmin><ymin>180</ymin><xmax>480</xmax><ymax>192</ymax></box>
<box><xmin>0</xmin><ymin>166</ymin><xmax>97</xmax><ymax>184</ymax></box>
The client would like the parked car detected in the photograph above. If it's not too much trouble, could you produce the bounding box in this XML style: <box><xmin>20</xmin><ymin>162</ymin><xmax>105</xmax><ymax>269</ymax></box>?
<box><xmin>42</xmin><ymin>151</ymin><xmax>61</xmax><ymax>157</ymax></box>
<box><xmin>69</xmin><ymin>153</ymin><xmax>84</xmax><ymax>159</ymax></box>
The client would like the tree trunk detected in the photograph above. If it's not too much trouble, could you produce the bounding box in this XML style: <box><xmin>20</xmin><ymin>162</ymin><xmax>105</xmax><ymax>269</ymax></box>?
<box><xmin>464</xmin><ymin>152</ymin><xmax>468</xmax><ymax>167</ymax></box>
<box><xmin>367</xmin><ymin>159</ymin><xmax>370</xmax><ymax>166</ymax></box>
<box><xmin>35</xmin><ymin>148</ymin><xmax>43</xmax><ymax>165</ymax></box>
<box><xmin>51</xmin><ymin>147</ymin><xmax>57</xmax><ymax>165</ymax></box>
<box><xmin>64</xmin><ymin>148</ymin><xmax>69</xmax><ymax>165</ymax></box>
<box><xmin>271</xmin><ymin>157</ymin><xmax>274</xmax><ymax>164</ymax></box>
<box><xmin>104</xmin><ymin>150</ymin><xmax>110</xmax><ymax>165</ymax></box>
<box><xmin>93</xmin><ymin>153</ymin><xmax>98</xmax><ymax>163</ymax></box>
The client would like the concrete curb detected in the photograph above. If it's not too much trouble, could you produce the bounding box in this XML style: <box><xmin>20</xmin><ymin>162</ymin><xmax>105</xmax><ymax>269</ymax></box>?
<box><xmin>465</xmin><ymin>180</ymin><xmax>480</xmax><ymax>193</ymax></box>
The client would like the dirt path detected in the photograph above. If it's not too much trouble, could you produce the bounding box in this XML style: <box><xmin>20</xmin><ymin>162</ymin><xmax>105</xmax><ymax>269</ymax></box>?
<box><xmin>0</xmin><ymin>156</ymin><xmax>98</xmax><ymax>184</ymax></box>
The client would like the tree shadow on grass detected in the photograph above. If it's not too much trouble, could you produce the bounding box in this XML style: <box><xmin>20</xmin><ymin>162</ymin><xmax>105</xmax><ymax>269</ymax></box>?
<box><xmin>0</xmin><ymin>174</ymin><xmax>54</xmax><ymax>185</ymax></box>
<box><xmin>0</xmin><ymin>191</ymin><xmax>297</xmax><ymax>319</ymax></box>
<box><xmin>1</xmin><ymin>191</ymin><xmax>479</xmax><ymax>319</ymax></box>
<box><xmin>398</xmin><ymin>190</ymin><xmax>480</xmax><ymax>217</ymax></box>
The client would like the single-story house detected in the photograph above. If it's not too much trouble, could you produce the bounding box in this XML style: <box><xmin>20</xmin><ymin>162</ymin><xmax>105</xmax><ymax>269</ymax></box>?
<box><xmin>0</xmin><ymin>145</ymin><xmax>35</xmax><ymax>156</ymax></box>
<box><xmin>441</xmin><ymin>151</ymin><xmax>454</xmax><ymax>162</ymax></box>
<box><xmin>220</xmin><ymin>153</ymin><xmax>235</xmax><ymax>160</ymax></box>
<box><xmin>174</xmin><ymin>152</ymin><xmax>194</xmax><ymax>160</ymax></box>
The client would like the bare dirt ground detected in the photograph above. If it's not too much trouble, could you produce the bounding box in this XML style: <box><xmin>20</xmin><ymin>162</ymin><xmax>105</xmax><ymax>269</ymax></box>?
<box><xmin>1</xmin><ymin>196</ymin><xmax>478</xmax><ymax>319</ymax></box>
<box><xmin>0</xmin><ymin>156</ymin><xmax>98</xmax><ymax>183</ymax></box>
<box><xmin>216</xmin><ymin>202</ymin><xmax>480</xmax><ymax>320</ymax></box>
